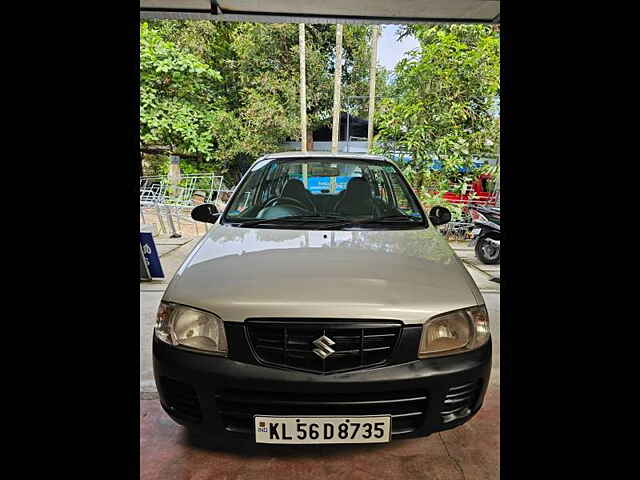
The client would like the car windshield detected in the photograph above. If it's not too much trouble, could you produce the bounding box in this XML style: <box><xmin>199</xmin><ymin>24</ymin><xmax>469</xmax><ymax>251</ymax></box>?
<box><xmin>222</xmin><ymin>156</ymin><xmax>426</xmax><ymax>229</ymax></box>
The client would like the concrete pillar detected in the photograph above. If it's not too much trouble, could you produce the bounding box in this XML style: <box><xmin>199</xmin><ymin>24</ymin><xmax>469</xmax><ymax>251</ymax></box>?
<box><xmin>299</xmin><ymin>24</ymin><xmax>307</xmax><ymax>153</ymax></box>
<box><xmin>331</xmin><ymin>24</ymin><xmax>343</xmax><ymax>153</ymax></box>
<box><xmin>367</xmin><ymin>26</ymin><xmax>380</xmax><ymax>153</ymax></box>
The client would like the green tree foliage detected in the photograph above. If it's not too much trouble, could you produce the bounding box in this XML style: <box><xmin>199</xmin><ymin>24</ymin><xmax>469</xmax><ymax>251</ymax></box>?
<box><xmin>374</xmin><ymin>25</ymin><xmax>500</xmax><ymax>198</ymax></box>
<box><xmin>140</xmin><ymin>23</ymin><xmax>231</xmax><ymax>164</ymax></box>
<box><xmin>231</xmin><ymin>23</ymin><xmax>385</xmax><ymax>138</ymax></box>
<box><xmin>140</xmin><ymin>21</ymin><xmax>389</xmax><ymax>181</ymax></box>
<box><xmin>142</xmin><ymin>21</ymin><xmax>286</xmax><ymax>180</ymax></box>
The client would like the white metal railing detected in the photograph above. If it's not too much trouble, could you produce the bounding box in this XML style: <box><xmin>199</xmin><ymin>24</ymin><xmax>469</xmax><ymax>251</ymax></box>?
<box><xmin>140</xmin><ymin>174</ymin><xmax>233</xmax><ymax>237</ymax></box>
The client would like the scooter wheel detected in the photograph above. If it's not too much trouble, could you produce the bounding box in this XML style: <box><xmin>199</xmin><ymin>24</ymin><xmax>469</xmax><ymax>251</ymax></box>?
<box><xmin>475</xmin><ymin>236</ymin><xmax>500</xmax><ymax>264</ymax></box>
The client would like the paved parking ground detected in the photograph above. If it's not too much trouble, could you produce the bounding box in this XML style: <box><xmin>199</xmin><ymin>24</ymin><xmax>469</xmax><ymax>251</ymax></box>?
<box><xmin>140</xmin><ymin>235</ymin><xmax>500</xmax><ymax>479</ymax></box>
<box><xmin>449</xmin><ymin>241</ymin><xmax>500</xmax><ymax>293</ymax></box>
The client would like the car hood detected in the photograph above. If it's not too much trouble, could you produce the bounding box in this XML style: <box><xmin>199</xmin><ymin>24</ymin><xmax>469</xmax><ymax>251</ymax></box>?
<box><xmin>163</xmin><ymin>224</ymin><xmax>483</xmax><ymax>325</ymax></box>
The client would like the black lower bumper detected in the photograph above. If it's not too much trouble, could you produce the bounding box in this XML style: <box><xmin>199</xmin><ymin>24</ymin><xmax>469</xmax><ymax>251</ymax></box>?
<box><xmin>152</xmin><ymin>333</ymin><xmax>492</xmax><ymax>441</ymax></box>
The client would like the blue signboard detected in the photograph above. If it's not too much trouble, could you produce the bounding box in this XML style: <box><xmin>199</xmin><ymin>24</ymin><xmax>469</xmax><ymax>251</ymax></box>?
<box><xmin>139</xmin><ymin>232</ymin><xmax>164</xmax><ymax>279</ymax></box>
<box><xmin>306</xmin><ymin>176</ymin><xmax>350</xmax><ymax>194</ymax></box>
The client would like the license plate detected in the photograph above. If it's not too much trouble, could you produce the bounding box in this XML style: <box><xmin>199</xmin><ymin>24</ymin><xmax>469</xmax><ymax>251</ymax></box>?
<box><xmin>254</xmin><ymin>415</ymin><xmax>391</xmax><ymax>444</ymax></box>
<box><xmin>471</xmin><ymin>228</ymin><xmax>482</xmax><ymax>236</ymax></box>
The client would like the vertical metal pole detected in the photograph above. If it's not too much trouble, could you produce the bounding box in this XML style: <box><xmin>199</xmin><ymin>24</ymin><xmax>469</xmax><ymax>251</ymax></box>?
<box><xmin>155</xmin><ymin>202</ymin><xmax>167</xmax><ymax>234</ymax></box>
<box><xmin>367</xmin><ymin>26</ymin><xmax>380</xmax><ymax>153</ymax></box>
<box><xmin>215</xmin><ymin>176</ymin><xmax>223</xmax><ymax>203</ymax></box>
<box><xmin>331</xmin><ymin>24</ymin><xmax>344</xmax><ymax>154</ymax></box>
<box><xmin>175</xmin><ymin>206</ymin><xmax>182</xmax><ymax>233</ymax></box>
<box><xmin>168</xmin><ymin>154</ymin><xmax>181</xmax><ymax>197</ymax></box>
<box><xmin>165</xmin><ymin>204</ymin><xmax>180</xmax><ymax>238</ymax></box>
<box><xmin>346</xmin><ymin>100</ymin><xmax>350</xmax><ymax>152</ymax></box>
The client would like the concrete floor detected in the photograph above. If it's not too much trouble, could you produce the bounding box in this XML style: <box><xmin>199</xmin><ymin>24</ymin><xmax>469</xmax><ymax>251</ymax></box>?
<box><xmin>140</xmin><ymin>234</ymin><xmax>500</xmax><ymax>479</ymax></box>
<box><xmin>449</xmin><ymin>242</ymin><xmax>500</xmax><ymax>293</ymax></box>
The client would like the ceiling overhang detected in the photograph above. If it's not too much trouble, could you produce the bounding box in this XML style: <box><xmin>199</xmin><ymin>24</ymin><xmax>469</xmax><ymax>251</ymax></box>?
<box><xmin>140</xmin><ymin>1</ymin><xmax>500</xmax><ymax>24</ymax></box>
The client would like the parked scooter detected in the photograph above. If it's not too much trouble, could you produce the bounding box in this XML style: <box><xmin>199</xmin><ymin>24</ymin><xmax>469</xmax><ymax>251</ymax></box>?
<box><xmin>468</xmin><ymin>205</ymin><xmax>501</xmax><ymax>264</ymax></box>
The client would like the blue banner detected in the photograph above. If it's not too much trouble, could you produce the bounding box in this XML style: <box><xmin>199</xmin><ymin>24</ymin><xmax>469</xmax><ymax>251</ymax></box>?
<box><xmin>306</xmin><ymin>176</ymin><xmax>350</xmax><ymax>194</ymax></box>
<box><xmin>139</xmin><ymin>232</ymin><xmax>164</xmax><ymax>279</ymax></box>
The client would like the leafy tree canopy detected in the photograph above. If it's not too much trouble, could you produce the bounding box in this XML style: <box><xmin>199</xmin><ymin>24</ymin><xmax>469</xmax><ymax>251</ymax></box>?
<box><xmin>140</xmin><ymin>23</ymin><xmax>230</xmax><ymax>164</ymax></box>
<box><xmin>373</xmin><ymin>24</ymin><xmax>500</xmax><ymax>198</ymax></box>
<box><xmin>140</xmin><ymin>21</ymin><xmax>388</xmax><ymax>182</ymax></box>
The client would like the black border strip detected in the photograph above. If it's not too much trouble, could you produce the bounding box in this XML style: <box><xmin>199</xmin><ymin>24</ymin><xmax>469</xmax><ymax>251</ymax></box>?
<box><xmin>140</xmin><ymin>7</ymin><xmax>211</xmax><ymax>14</ymax></box>
<box><xmin>139</xmin><ymin>6</ymin><xmax>497</xmax><ymax>24</ymax></box>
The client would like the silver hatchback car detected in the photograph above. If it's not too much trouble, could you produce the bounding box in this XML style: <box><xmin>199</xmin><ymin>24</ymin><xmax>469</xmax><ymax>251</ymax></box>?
<box><xmin>153</xmin><ymin>152</ymin><xmax>491</xmax><ymax>445</ymax></box>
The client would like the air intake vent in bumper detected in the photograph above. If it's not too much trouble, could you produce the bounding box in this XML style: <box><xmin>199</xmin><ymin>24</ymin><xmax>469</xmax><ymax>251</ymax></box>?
<box><xmin>441</xmin><ymin>380</ymin><xmax>482</xmax><ymax>423</ymax></box>
<box><xmin>158</xmin><ymin>376</ymin><xmax>203</xmax><ymax>423</ymax></box>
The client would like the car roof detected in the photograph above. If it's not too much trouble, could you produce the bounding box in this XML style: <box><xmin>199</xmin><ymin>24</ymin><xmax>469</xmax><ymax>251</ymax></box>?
<box><xmin>260</xmin><ymin>151</ymin><xmax>394</xmax><ymax>163</ymax></box>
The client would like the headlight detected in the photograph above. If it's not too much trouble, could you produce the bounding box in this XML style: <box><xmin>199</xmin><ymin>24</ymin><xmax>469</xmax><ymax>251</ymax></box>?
<box><xmin>418</xmin><ymin>305</ymin><xmax>490</xmax><ymax>358</ymax></box>
<box><xmin>155</xmin><ymin>302</ymin><xmax>228</xmax><ymax>355</ymax></box>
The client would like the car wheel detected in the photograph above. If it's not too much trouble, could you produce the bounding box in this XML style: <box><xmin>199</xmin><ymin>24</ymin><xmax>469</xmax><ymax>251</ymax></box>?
<box><xmin>475</xmin><ymin>236</ymin><xmax>500</xmax><ymax>265</ymax></box>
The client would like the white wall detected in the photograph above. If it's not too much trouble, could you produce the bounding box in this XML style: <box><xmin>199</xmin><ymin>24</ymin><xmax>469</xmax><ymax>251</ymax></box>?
<box><xmin>282</xmin><ymin>141</ymin><xmax>369</xmax><ymax>153</ymax></box>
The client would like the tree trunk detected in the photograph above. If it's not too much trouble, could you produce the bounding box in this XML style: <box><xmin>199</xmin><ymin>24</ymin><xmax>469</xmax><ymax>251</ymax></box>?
<box><xmin>416</xmin><ymin>170</ymin><xmax>425</xmax><ymax>194</ymax></box>
<box><xmin>306</xmin><ymin>130</ymin><xmax>314</xmax><ymax>152</ymax></box>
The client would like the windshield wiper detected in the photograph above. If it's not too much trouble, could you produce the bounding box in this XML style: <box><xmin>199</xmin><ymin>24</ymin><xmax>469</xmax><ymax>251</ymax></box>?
<box><xmin>360</xmin><ymin>215</ymin><xmax>423</xmax><ymax>224</ymax></box>
<box><xmin>236</xmin><ymin>214</ymin><xmax>351</xmax><ymax>227</ymax></box>
<box><xmin>233</xmin><ymin>214</ymin><xmax>422</xmax><ymax>229</ymax></box>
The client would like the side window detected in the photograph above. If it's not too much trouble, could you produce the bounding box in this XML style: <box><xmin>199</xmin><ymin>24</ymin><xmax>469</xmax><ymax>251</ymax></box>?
<box><xmin>259</xmin><ymin>164</ymin><xmax>285</xmax><ymax>204</ymax></box>
<box><xmin>282</xmin><ymin>163</ymin><xmax>306</xmax><ymax>192</ymax></box>
<box><xmin>385</xmin><ymin>167</ymin><xmax>418</xmax><ymax>214</ymax></box>
<box><xmin>229</xmin><ymin>162</ymin><xmax>272</xmax><ymax>213</ymax></box>
<box><xmin>370</xmin><ymin>169</ymin><xmax>392</xmax><ymax>206</ymax></box>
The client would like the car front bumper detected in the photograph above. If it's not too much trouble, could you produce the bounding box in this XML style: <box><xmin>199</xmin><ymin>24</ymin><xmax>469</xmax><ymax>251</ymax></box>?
<box><xmin>152</xmin><ymin>331</ymin><xmax>492</xmax><ymax>441</ymax></box>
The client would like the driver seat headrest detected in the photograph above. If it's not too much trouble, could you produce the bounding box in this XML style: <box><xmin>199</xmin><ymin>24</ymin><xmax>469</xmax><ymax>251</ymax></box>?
<box><xmin>281</xmin><ymin>178</ymin><xmax>308</xmax><ymax>198</ymax></box>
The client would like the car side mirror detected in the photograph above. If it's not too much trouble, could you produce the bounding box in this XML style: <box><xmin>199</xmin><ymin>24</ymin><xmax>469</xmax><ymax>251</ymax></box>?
<box><xmin>429</xmin><ymin>206</ymin><xmax>451</xmax><ymax>226</ymax></box>
<box><xmin>191</xmin><ymin>203</ymin><xmax>220</xmax><ymax>224</ymax></box>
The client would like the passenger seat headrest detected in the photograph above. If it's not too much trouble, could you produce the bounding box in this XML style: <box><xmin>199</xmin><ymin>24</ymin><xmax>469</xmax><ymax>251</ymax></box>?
<box><xmin>346</xmin><ymin>177</ymin><xmax>371</xmax><ymax>196</ymax></box>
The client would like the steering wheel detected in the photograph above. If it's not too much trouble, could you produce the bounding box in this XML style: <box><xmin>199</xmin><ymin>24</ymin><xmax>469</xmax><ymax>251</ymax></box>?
<box><xmin>264</xmin><ymin>196</ymin><xmax>312</xmax><ymax>212</ymax></box>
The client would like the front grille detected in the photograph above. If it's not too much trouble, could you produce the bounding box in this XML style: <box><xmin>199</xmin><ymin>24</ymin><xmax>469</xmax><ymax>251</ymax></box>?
<box><xmin>440</xmin><ymin>380</ymin><xmax>482</xmax><ymax>423</ymax></box>
<box><xmin>246</xmin><ymin>320</ymin><xmax>402</xmax><ymax>373</ymax></box>
<box><xmin>216</xmin><ymin>389</ymin><xmax>428</xmax><ymax>436</ymax></box>
<box><xmin>158</xmin><ymin>376</ymin><xmax>203</xmax><ymax>423</ymax></box>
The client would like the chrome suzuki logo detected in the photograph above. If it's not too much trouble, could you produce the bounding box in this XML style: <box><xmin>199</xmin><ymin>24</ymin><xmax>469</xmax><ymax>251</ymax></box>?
<box><xmin>312</xmin><ymin>335</ymin><xmax>336</xmax><ymax>359</ymax></box>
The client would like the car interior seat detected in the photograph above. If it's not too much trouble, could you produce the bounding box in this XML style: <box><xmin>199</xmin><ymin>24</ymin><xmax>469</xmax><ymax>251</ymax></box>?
<box><xmin>333</xmin><ymin>177</ymin><xmax>375</xmax><ymax>216</ymax></box>
<box><xmin>280</xmin><ymin>178</ymin><xmax>315</xmax><ymax>211</ymax></box>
